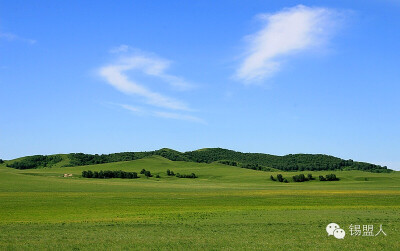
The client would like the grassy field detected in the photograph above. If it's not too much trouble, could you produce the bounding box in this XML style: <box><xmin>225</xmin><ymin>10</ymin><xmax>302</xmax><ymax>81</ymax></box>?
<box><xmin>0</xmin><ymin>156</ymin><xmax>399</xmax><ymax>250</ymax></box>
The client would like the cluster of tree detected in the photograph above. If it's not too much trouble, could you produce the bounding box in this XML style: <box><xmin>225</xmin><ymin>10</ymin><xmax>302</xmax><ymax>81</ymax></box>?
<box><xmin>319</xmin><ymin>174</ymin><xmax>339</xmax><ymax>181</ymax></box>
<box><xmin>176</xmin><ymin>173</ymin><xmax>197</xmax><ymax>178</ymax></box>
<box><xmin>0</xmin><ymin>159</ymin><xmax>4</xmax><ymax>164</ymax></box>
<box><xmin>6</xmin><ymin>155</ymin><xmax>63</xmax><ymax>169</ymax></box>
<box><xmin>271</xmin><ymin>174</ymin><xmax>288</xmax><ymax>183</ymax></box>
<box><xmin>66</xmin><ymin>148</ymin><xmax>187</xmax><ymax>167</ymax></box>
<box><xmin>166</xmin><ymin>169</ymin><xmax>175</xmax><ymax>176</ymax></box>
<box><xmin>166</xmin><ymin>169</ymin><xmax>197</xmax><ymax>178</ymax></box>
<box><xmin>140</xmin><ymin>169</ymin><xmax>152</xmax><ymax>177</ymax></box>
<box><xmin>218</xmin><ymin>160</ymin><xmax>238</xmax><ymax>166</ymax></box>
<box><xmin>181</xmin><ymin>148</ymin><xmax>391</xmax><ymax>173</ymax></box>
<box><xmin>82</xmin><ymin>170</ymin><xmax>138</xmax><ymax>179</ymax></box>
<box><xmin>67</xmin><ymin>152</ymin><xmax>147</xmax><ymax>166</ymax></box>
<box><xmin>292</xmin><ymin>174</ymin><xmax>314</xmax><ymax>182</ymax></box>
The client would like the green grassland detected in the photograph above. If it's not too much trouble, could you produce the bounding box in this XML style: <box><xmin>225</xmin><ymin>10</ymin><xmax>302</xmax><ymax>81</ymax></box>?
<box><xmin>0</xmin><ymin>156</ymin><xmax>399</xmax><ymax>250</ymax></box>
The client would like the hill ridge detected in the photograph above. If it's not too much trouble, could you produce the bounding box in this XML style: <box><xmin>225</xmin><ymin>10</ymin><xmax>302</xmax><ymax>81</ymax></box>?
<box><xmin>2</xmin><ymin>148</ymin><xmax>391</xmax><ymax>173</ymax></box>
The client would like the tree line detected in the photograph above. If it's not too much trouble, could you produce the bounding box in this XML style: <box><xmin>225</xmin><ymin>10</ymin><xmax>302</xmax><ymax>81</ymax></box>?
<box><xmin>66</xmin><ymin>148</ymin><xmax>187</xmax><ymax>167</ymax></box>
<box><xmin>6</xmin><ymin>155</ymin><xmax>63</xmax><ymax>169</ymax></box>
<box><xmin>270</xmin><ymin>173</ymin><xmax>339</xmax><ymax>183</ymax></box>
<box><xmin>176</xmin><ymin>173</ymin><xmax>197</xmax><ymax>178</ymax></box>
<box><xmin>81</xmin><ymin>169</ymin><xmax>198</xmax><ymax>179</ymax></box>
<box><xmin>82</xmin><ymin>170</ymin><xmax>139</xmax><ymax>179</ymax></box>
<box><xmin>166</xmin><ymin>169</ymin><xmax>197</xmax><ymax>178</ymax></box>
<box><xmin>186</xmin><ymin>148</ymin><xmax>390</xmax><ymax>173</ymax></box>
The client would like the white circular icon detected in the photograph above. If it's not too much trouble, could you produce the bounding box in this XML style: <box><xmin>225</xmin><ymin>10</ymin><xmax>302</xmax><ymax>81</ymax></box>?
<box><xmin>326</xmin><ymin>223</ymin><xmax>340</xmax><ymax>236</ymax></box>
<box><xmin>333</xmin><ymin>228</ymin><xmax>346</xmax><ymax>239</ymax></box>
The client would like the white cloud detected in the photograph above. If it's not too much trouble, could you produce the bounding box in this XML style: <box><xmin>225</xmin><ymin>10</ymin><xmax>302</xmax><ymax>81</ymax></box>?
<box><xmin>99</xmin><ymin>51</ymin><xmax>193</xmax><ymax>110</ymax></box>
<box><xmin>0</xmin><ymin>32</ymin><xmax>36</xmax><ymax>44</ymax></box>
<box><xmin>99</xmin><ymin>49</ymin><xmax>204</xmax><ymax>123</ymax></box>
<box><xmin>236</xmin><ymin>5</ymin><xmax>340</xmax><ymax>83</ymax></box>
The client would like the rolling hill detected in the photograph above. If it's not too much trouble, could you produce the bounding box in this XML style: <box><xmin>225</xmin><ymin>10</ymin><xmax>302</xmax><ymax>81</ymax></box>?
<box><xmin>0</xmin><ymin>155</ymin><xmax>399</xmax><ymax>250</ymax></box>
<box><xmin>2</xmin><ymin>148</ymin><xmax>391</xmax><ymax>172</ymax></box>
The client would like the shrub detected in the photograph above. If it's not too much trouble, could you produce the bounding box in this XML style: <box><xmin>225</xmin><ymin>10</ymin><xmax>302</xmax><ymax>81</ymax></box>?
<box><xmin>270</xmin><ymin>175</ymin><xmax>276</xmax><ymax>181</ymax></box>
<box><xmin>318</xmin><ymin>174</ymin><xmax>339</xmax><ymax>181</ymax></box>
<box><xmin>307</xmin><ymin>174</ymin><xmax>314</xmax><ymax>180</ymax></box>
<box><xmin>86</xmin><ymin>170</ymin><xmax>93</xmax><ymax>178</ymax></box>
<box><xmin>277</xmin><ymin>174</ymin><xmax>283</xmax><ymax>182</ymax></box>
<box><xmin>140</xmin><ymin>169</ymin><xmax>146</xmax><ymax>174</ymax></box>
<box><xmin>156</xmin><ymin>174</ymin><xmax>160</xmax><ymax>178</ymax></box>
<box><xmin>283</xmin><ymin>178</ymin><xmax>288</xmax><ymax>183</ymax></box>
<box><xmin>326</xmin><ymin>174</ymin><xmax>339</xmax><ymax>181</ymax></box>
<box><xmin>0</xmin><ymin>159</ymin><xmax>4</xmax><ymax>164</ymax></box>
<box><xmin>293</xmin><ymin>174</ymin><xmax>309</xmax><ymax>182</ymax></box>
<box><xmin>166</xmin><ymin>169</ymin><xmax>175</xmax><ymax>176</ymax></box>
<box><xmin>144</xmin><ymin>170</ymin><xmax>152</xmax><ymax>177</ymax></box>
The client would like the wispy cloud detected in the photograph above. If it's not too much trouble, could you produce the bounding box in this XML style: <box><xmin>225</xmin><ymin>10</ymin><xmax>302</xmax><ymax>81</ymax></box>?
<box><xmin>120</xmin><ymin>104</ymin><xmax>144</xmax><ymax>114</ymax></box>
<box><xmin>235</xmin><ymin>5</ymin><xmax>340</xmax><ymax>83</ymax></box>
<box><xmin>100</xmin><ymin>63</ymin><xmax>189</xmax><ymax>110</ymax></box>
<box><xmin>153</xmin><ymin>111</ymin><xmax>205</xmax><ymax>124</ymax></box>
<box><xmin>99</xmin><ymin>48</ymin><xmax>204</xmax><ymax>123</ymax></box>
<box><xmin>110</xmin><ymin>44</ymin><xmax>130</xmax><ymax>54</ymax></box>
<box><xmin>99</xmin><ymin>50</ymin><xmax>193</xmax><ymax>110</ymax></box>
<box><xmin>118</xmin><ymin>104</ymin><xmax>205</xmax><ymax>124</ymax></box>
<box><xmin>0</xmin><ymin>32</ymin><xmax>36</xmax><ymax>44</ymax></box>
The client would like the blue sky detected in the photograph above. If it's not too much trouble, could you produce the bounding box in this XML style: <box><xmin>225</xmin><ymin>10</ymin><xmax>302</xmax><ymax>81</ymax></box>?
<box><xmin>1</xmin><ymin>0</ymin><xmax>399</xmax><ymax>170</ymax></box>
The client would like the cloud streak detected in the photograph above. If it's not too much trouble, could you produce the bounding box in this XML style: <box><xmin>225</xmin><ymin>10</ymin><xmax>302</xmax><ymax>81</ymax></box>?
<box><xmin>99</xmin><ymin>51</ymin><xmax>192</xmax><ymax>110</ymax></box>
<box><xmin>236</xmin><ymin>5</ymin><xmax>340</xmax><ymax>83</ymax></box>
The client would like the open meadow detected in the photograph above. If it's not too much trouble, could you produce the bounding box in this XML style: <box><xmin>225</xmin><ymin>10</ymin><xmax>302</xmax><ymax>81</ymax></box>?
<box><xmin>0</xmin><ymin>156</ymin><xmax>399</xmax><ymax>250</ymax></box>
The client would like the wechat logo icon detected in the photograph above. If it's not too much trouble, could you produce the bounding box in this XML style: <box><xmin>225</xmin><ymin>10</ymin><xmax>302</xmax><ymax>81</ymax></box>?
<box><xmin>326</xmin><ymin>223</ymin><xmax>346</xmax><ymax>239</ymax></box>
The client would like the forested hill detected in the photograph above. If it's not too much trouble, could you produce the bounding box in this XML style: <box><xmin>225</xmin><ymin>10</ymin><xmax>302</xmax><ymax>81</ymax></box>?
<box><xmin>2</xmin><ymin>148</ymin><xmax>391</xmax><ymax>173</ymax></box>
